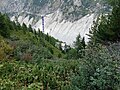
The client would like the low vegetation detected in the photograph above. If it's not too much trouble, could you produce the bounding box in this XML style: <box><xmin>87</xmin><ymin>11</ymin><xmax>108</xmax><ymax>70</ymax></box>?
<box><xmin>0</xmin><ymin>0</ymin><xmax>120</xmax><ymax>90</ymax></box>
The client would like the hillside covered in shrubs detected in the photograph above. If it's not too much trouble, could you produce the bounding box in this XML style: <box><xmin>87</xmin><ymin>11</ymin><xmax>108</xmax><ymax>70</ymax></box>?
<box><xmin>0</xmin><ymin>0</ymin><xmax>120</xmax><ymax>89</ymax></box>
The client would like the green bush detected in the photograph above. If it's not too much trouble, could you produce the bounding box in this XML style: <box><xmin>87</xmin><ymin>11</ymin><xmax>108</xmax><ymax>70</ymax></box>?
<box><xmin>0</xmin><ymin>60</ymin><xmax>80</xmax><ymax>90</ymax></box>
<box><xmin>71</xmin><ymin>44</ymin><xmax>120</xmax><ymax>90</ymax></box>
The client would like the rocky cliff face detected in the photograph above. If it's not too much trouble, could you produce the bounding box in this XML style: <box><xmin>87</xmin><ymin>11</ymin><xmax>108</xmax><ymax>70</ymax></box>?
<box><xmin>0</xmin><ymin>0</ymin><xmax>110</xmax><ymax>45</ymax></box>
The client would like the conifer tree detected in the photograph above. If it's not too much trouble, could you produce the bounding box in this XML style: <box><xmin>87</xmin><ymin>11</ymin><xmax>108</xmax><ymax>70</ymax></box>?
<box><xmin>45</xmin><ymin>33</ymin><xmax>49</xmax><ymax>41</ymax></box>
<box><xmin>38</xmin><ymin>29</ymin><xmax>41</xmax><ymax>37</ymax></box>
<box><xmin>74</xmin><ymin>34</ymin><xmax>85</xmax><ymax>58</ymax></box>
<box><xmin>109</xmin><ymin>0</ymin><xmax>120</xmax><ymax>41</ymax></box>
<box><xmin>0</xmin><ymin>14</ymin><xmax>10</xmax><ymax>38</ymax></box>
<box><xmin>28</xmin><ymin>25</ymin><xmax>33</xmax><ymax>33</ymax></box>
<box><xmin>89</xmin><ymin>0</ymin><xmax>120</xmax><ymax>45</ymax></box>
<box><xmin>22</xmin><ymin>23</ymin><xmax>28</xmax><ymax>31</ymax></box>
<box><xmin>16</xmin><ymin>22</ymin><xmax>22</xmax><ymax>30</ymax></box>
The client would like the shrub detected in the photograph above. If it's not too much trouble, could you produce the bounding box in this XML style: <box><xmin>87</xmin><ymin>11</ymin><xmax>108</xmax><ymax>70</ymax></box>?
<box><xmin>0</xmin><ymin>60</ymin><xmax>80</xmax><ymax>90</ymax></box>
<box><xmin>71</xmin><ymin>44</ymin><xmax>120</xmax><ymax>90</ymax></box>
<box><xmin>0</xmin><ymin>36</ymin><xmax>13</xmax><ymax>60</ymax></box>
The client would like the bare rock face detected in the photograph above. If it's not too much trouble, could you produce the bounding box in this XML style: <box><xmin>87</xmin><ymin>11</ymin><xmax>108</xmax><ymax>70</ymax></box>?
<box><xmin>74</xmin><ymin>0</ymin><xmax>82</xmax><ymax>6</ymax></box>
<box><xmin>0</xmin><ymin>0</ymin><xmax>109</xmax><ymax>20</ymax></box>
<box><xmin>0</xmin><ymin>0</ymin><xmax>110</xmax><ymax>45</ymax></box>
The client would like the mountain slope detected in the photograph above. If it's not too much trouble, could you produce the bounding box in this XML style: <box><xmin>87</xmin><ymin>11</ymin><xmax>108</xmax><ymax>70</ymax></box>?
<box><xmin>0</xmin><ymin>0</ymin><xmax>110</xmax><ymax>45</ymax></box>
<box><xmin>0</xmin><ymin>13</ymin><xmax>63</xmax><ymax>60</ymax></box>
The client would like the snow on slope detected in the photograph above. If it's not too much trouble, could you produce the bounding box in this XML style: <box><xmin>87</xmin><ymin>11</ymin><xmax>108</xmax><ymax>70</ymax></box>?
<box><xmin>11</xmin><ymin>11</ymin><xmax>95</xmax><ymax>45</ymax></box>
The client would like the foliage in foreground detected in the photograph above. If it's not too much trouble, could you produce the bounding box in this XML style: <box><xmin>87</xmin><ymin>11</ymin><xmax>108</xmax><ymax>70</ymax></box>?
<box><xmin>0</xmin><ymin>44</ymin><xmax>120</xmax><ymax>90</ymax></box>
<box><xmin>0</xmin><ymin>60</ymin><xmax>80</xmax><ymax>90</ymax></box>
<box><xmin>72</xmin><ymin>44</ymin><xmax>120</xmax><ymax>90</ymax></box>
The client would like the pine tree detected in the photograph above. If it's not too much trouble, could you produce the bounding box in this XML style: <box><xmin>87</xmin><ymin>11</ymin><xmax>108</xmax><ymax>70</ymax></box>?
<box><xmin>38</xmin><ymin>29</ymin><xmax>41</xmax><ymax>37</ymax></box>
<box><xmin>74</xmin><ymin>34</ymin><xmax>85</xmax><ymax>58</ymax></box>
<box><xmin>28</xmin><ymin>25</ymin><xmax>33</xmax><ymax>33</ymax></box>
<box><xmin>45</xmin><ymin>33</ymin><xmax>49</xmax><ymax>41</ymax></box>
<box><xmin>89</xmin><ymin>15</ymin><xmax>115</xmax><ymax>45</ymax></box>
<box><xmin>22</xmin><ymin>23</ymin><xmax>28</xmax><ymax>34</ymax></box>
<box><xmin>0</xmin><ymin>14</ymin><xmax>10</xmax><ymax>38</ymax></box>
<box><xmin>34</xmin><ymin>29</ymin><xmax>37</xmax><ymax>37</ymax></box>
<box><xmin>89</xmin><ymin>0</ymin><xmax>120</xmax><ymax>45</ymax></box>
<box><xmin>109</xmin><ymin>0</ymin><xmax>120</xmax><ymax>41</ymax></box>
<box><xmin>16</xmin><ymin>22</ymin><xmax>22</xmax><ymax>30</ymax></box>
